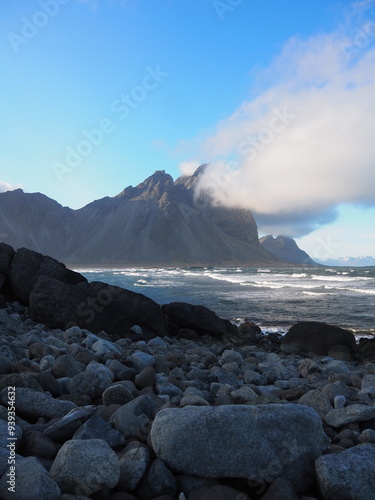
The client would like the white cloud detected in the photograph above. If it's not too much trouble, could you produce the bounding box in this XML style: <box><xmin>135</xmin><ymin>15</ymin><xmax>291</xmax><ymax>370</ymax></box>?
<box><xmin>0</xmin><ymin>181</ymin><xmax>22</xmax><ymax>193</ymax></box>
<box><xmin>189</xmin><ymin>1</ymin><xmax>375</xmax><ymax>237</ymax></box>
<box><xmin>178</xmin><ymin>161</ymin><xmax>200</xmax><ymax>176</ymax></box>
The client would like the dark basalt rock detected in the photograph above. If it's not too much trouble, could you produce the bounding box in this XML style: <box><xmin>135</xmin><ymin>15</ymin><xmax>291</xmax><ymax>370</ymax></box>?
<box><xmin>162</xmin><ymin>302</ymin><xmax>229</xmax><ymax>339</ymax></box>
<box><xmin>281</xmin><ymin>321</ymin><xmax>357</xmax><ymax>356</ymax></box>
<box><xmin>8</xmin><ymin>247</ymin><xmax>86</xmax><ymax>304</ymax></box>
<box><xmin>0</xmin><ymin>242</ymin><xmax>16</xmax><ymax>299</ymax></box>
<box><xmin>29</xmin><ymin>276</ymin><xmax>167</xmax><ymax>339</ymax></box>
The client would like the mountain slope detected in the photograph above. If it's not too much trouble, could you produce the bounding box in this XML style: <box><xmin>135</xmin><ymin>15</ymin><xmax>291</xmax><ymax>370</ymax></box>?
<box><xmin>259</xmin><ymin>235</ymin><xmax>318</xmax><ymax>266</ymax></box>
<box><xmin>0</xmin><ymin>168</ymin><xmax>283</xmax><ymax>266</ymax></box>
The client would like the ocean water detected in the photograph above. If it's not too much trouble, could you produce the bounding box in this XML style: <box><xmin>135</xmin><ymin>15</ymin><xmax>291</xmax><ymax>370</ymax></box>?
<box><xmin>74</xmin><ymin>266</ymin><xmax>375</xmax><ymax>336</ymax></box>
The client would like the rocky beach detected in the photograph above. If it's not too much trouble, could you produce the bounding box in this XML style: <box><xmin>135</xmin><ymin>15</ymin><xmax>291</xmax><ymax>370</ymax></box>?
<box><xmin>1</xmin><ymin>243</ymin><xmax>375</xmax><ymax>500</ymax></box>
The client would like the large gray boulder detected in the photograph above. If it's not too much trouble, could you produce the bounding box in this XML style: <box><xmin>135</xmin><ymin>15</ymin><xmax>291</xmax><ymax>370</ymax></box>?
<box><xmin>29</xmin><ymin>276</ymin><xmax>167</xmax><ymax>338</ymax></box>
<box><xmin>281</xmin><ymin>322</ymin><xmax>356</xmax><ymax>356</ymax></box>
<box><xmin>150</xmin><ymin>404</ymin><xmax>330</xmax><ymax>492</ymax></box>
<box><xmin>0</xmin><ymin>456</ymin><xmax>61</xmax><ymax>500</ymax></box>
<box><xmin>8</xmin><ymin>247</ymin><xmax>86</xmax><ymax>304</ymax></box>
<box><xmin>325</xmin><ymin>404</ymin><xmax>375</xmax><ymax>428</ymax></box>
<box><xmin>315</xmin><ymin>444</ymin><xmax>375</xmax><ymax>500</ymax></box>
<box><xmin>49</xmin><ymin>438</ymin><xmax>120</xmax><ymax>496</ymax></box>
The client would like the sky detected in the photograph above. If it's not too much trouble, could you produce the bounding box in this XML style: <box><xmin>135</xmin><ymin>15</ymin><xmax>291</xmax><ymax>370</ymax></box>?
<box><xmin>1</xmin><ymin>0</ymin><xmax>375</xmax><ymax>261</ymax></box>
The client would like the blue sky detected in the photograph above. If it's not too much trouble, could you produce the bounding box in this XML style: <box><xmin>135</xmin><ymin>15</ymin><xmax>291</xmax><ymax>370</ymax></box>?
<box><xmin>1</xmin><ymin>0</ymin><xmax>375</xmax><ymax>260</ymax></box>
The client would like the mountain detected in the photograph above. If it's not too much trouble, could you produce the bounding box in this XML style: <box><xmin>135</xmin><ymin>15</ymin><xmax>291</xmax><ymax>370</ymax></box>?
<box><xmin>0</xmin><ymin>166</ymin><xmax>284</xmax><ymax>266</ymax></box>
<box><xmin>317</xmin><ymin>256</ymin><xmax>375</xmax><ymax>267</ymax></box>
<box><xmin>259</xmin><ymin>235</ymin><xmax>318</xmax><ymax>266</ymax></box>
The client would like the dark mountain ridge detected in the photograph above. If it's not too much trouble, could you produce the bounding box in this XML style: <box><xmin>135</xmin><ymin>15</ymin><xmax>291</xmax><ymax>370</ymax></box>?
<box><xmin>0</xmin><ymin>167</ymin><xmax>286</xmax><ymax>266</ymax></box>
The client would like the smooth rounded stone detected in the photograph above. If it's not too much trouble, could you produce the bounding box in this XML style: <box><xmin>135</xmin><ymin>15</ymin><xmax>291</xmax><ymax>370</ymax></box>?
<box><xmin>39</xmin><ymin>354</ymin><xmax>56</xmax><ymax>371</ymax></box>
<box><xmin>259</xmin><ymin>477</ymin><xmax>300</xmax><ymax>500</ymax></box>
<box><xmin>189</xmin><ymin>484</ymin><xmax>250</xmax><ymax>500</ymax></box>
<box><xmin>44</xmin><ymin>405</ymin><xmax>97</xmax><ymax>443</ymax></box>
<box><xmin>15</xmin><ymin>358</ymin><xmax>41</xmax><ymax>373</ymax></box>
<box><xmin>147</xmin><ymin>337</ymin><xmax>169</xmax><ymax>348</ymax></box>
<box><xmin>180</xmin><ymin>394</ymin><xmax>210</xmax><ymax>407</ymax></box>
<box><xmin>207</xmin><ymin>367</ymin><xmax>241</xmax><ymax>388</ymax></box>
<box><xmin>243</xmin><ymin>369</ymin><xmax>267</xmax><ymax>386</ymax></box>
<box><xmin>186</xmin><ymin>367</ymin><xmax>209</xmax><ymax>382</ymax></box>
<box><xmin>137</xmin><ymin>458</ymin><xmax>177</xmax><ymax>500</ymax></box>
<box><xmin>45</xmin><ymin>335</ymin><xmax>68</xmax><ymax>349</ymax></box>
<box><xmin>298</xmin><ymin>359</ymin><xmax>322</xmax><ymax>378</ymax></box>
<box><xmin>0</xmin><ymin>387</ymin><xmax>76</xmax><ymax>419</ymax></box>
<box><xmin>110</xmin><ymin>395</ymin><xmax>160</xmax><ymax>441</ymax></box>
<box><xmin>360</xmin><ymin>374</ymin><xmax>375</xmax><ymax>395</ymax></box>
<box><xmin>106</xmin><ymin>359</ymin><xmax>128</xmax><ymax>378</ymax></box>
<box><xmin>28</xmin><ymin>341</ymin><xmax>58</xmax><ymax>359</ymax></box>
<box><xmin>321</xmin><ymin>381</ymin><xmax>352</xmax><ymax>404</ymax></box>
<box><xmin>0</xmin><ymin>355</ymin><xmax>14</xmax><ymax>374</ymax></box>
<box><xmin>333</xmin><ymin>429</ymin><xmax>359</xmax><ymax>445</ymax></box>
<box><xmin>53</xmin><ymin>354</ymin><xmax>82</xmax><ymax>378</ymax></box>
<box><xmin>102</xmin><ymin>384</ymin><xmax>134</xmax><ymax>406</ymax></box>
<box><xmin>50</xmin><ymin>439</ymin><xmax>120</xmax><ymax>496</ymax></box>
<box><xmin>359</xmin><ymin>428</ymin><xmax>375</xmax><ymax>443</ymax></box>
<box><xmin>155</xmin><ymin>374</ymin><xmax>182</xmax><ymax>398</ymax></box>
<box><xmin>0</xmin><ymin>419</ymin><xmax>22</xmax><ymax>449</ymax></box>
<box><xmin>325</xmin><ymin>404</ymin><xmax>375</xmax><ymax>428</ymax></box>
<box><xmin>298</xmin><ymin>390</ymin><xmax>334</xmax><ymax>419</ymax></box>
<box><xmin>151</xmin><ymin>404</ymin><xmax>330</xmax><ymax>492</ymax></box>
<box><xmin>0</xmin><ymin>345</ymin><xmax>19</xmax><ymax>364</ymax></box>
<box><xmin>67</xmin><ymin>367</ymin><xmax>113</xmax><ymax>400</ymax></box>
<box><xmin>333</xmin><ymin>395</ymin><xmax>346</xmax><ymax>410</ymax></box>
<box><xmin>265</xmin><ymin>352</ymin><xmax>281</xmax><ymax>363</ymax></box>
<box><xmin>220</xmin><ymin>349</ymin><xmax>243</xmax><ymax>366</ymax></box>
<box><xmin>0</xmin><ymin>456</ymin><xmax>61</xmax><ymax>500</ymax></box>
<box><xmin>135</xmin><ymin>366</ymin><xmax>156</xmax><ymax>390</ymax></box>
<box><xmin>130</xmin><ymin>352</ymin><xmax>155</xmax><ymax>373</ymax></box>
<box><xmin>315</xmin><ymin>443</ymin><xmax>375</xmax><ymax>500</ymax></box>
<box><xmin>131</xmin><ymin>325</ymin><xmax>143</xmax><ymax>335</ymax></box>
<box><xmin>118</xmin><ymin>446</ymin><xmax>151</xmax><ymax>491</ymax></box>
<box><xmin>230</xmin><ymin>386</ymin><xmax>258</xmax><ymax>404</ymax></box>
<box><xmin>92</xmin><ymin>338</ymin><xmax>122</xmax><ymax>356</ymax></box>
<box><xmin>321</xmin><ymin>360</ymin><xmax>351</xmax><ymax>375</ymax></box>
<box><xmin>20</xmin><ymin>430</ymin><xmax>58</xmax><ymax>459</ymax></box>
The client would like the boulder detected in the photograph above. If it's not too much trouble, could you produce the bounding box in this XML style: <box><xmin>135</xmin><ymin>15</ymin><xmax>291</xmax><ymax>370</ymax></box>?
<box><xmin>0</xmin><ymin>242</ymin><xmax>15</xmax><ymax>293</ymax></box>
<box><xmin>315</xmin><ymin>444</ymin><xmax>375</xmax><ymax>500</ymax></box>
<box><xmin>150</xmin><ymin>404</ymin><xmax>330</xmax><ymax>492</ymax></box>
<box><xmin>161</xmin><ymin>302</ymin><xmax>228</xmax><ymax>338</ymax></box>
<box><xmin>281</xmin><ymin>322</ymin><xmax>356</xmax><ymax>356</ymax></box>
<box><xmin>137</xmin><ymin>458</ymin><xmax>177</xmax><ymax>500</ymax></box>
<box><xmin>8</xmin><ymin>247</ymin><xmax>86</xmax><ymax>304</ymax></box>
<box><xmin>72</xmin><ymin>413</ymin><xmax>125</xmax><ymax>448</ymax></box>
<box><xmin>49</xmin><ymin>439</ymin><xmax>120</xmax><ymax>496</ymax></box>
<box><xmin>29</xmin><ymin>276</ymin><xmax>166</xmax><ymax>338</ymax></box>
<box><xmin>0</xmin><ymin>387</ymin><xmax>76</xmax><ymax>420</ymax></box>
<box><xmin>118</xmin><ymin>445</ymin><xmax>151</xmax><ymax>492</ymax></box>
<box><xmin>325</xmin><ymin>404</ymin><xmax>375</xmax><ymax>428</ymax></box>
<box><xmin>0</xmin><ymin>456</ymin><xmax>61</xmax><ymax>500</ymax></box>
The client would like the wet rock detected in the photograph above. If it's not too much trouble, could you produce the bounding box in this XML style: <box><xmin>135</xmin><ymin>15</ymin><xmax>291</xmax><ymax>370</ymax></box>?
<box><xmin>49</xmin><ymin>439</ymin><xmax>120</xmax><ymax>496</ymax></box>
<box><xmin>110</xmin><ymin>395</ymin><xmax>160</xmax><ymax>441</ymax></box>
<box><xmin>315</xmin><ymin>444</ymin><xmax>375</xmax><ymax>500</ymax></box>
<box><xmin>151</xmin><ymin>404</ymin><xmax>330</xmax><ymax>492</ymax></box>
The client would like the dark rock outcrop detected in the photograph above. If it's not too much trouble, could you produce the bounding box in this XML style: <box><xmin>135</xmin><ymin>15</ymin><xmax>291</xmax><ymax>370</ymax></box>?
<box><xmin>281</xmin><ymin>321</ymin><xmax>357</xmax><ymax>356</ymax></box>
<box><xmin>162</xmin><ymin>302</ymin><xmax>230</xmax><ymax>339</ymax></box>
<box><xmin>0</xmin><ymin>167</ymin><xmax>282</xmax><ymax>266</ymax></box>
<box><xmin>8</xmin><ymin>248</ymin><xmax>86</xmax><ymax>304</ymax></box>
<box><xmin>260</xmin><ymin>235</ymin><xmax>317</xmax><ymax>265</ymax></box>
<box><xmin>29</xmin><ymin>277</ymin><xmax>167</xmax><ymax>338</ymax></box>
<box><xmin>0</xmin><ymin>242</ymin><xmax>15</xmax><ymax>296</ymax></box>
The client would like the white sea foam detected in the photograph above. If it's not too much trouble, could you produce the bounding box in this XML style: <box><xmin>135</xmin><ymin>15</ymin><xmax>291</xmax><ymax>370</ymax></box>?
<box><xmin>291</xmin><ymin>273</ymin><xmax>307</xmax><ymax>278</ymax></box>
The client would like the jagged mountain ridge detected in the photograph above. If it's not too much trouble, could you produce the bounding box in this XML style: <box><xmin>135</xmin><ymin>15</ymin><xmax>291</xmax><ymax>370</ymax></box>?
<box><xmin>0</xmin><ymin>167</ymin><xmax>283</xmax><ymax>266</ymax></box>
<box><xmin>259</xmin><ymin>235</ymin><xmax>318</xmax><ymax>266</ymax></box>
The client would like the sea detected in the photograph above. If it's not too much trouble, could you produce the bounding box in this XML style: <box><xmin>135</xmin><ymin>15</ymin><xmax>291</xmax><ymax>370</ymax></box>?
<box><xmin>74</xmin><ymin>266</ymin><xmax>375</xmax><ymax>338</ymax></box>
